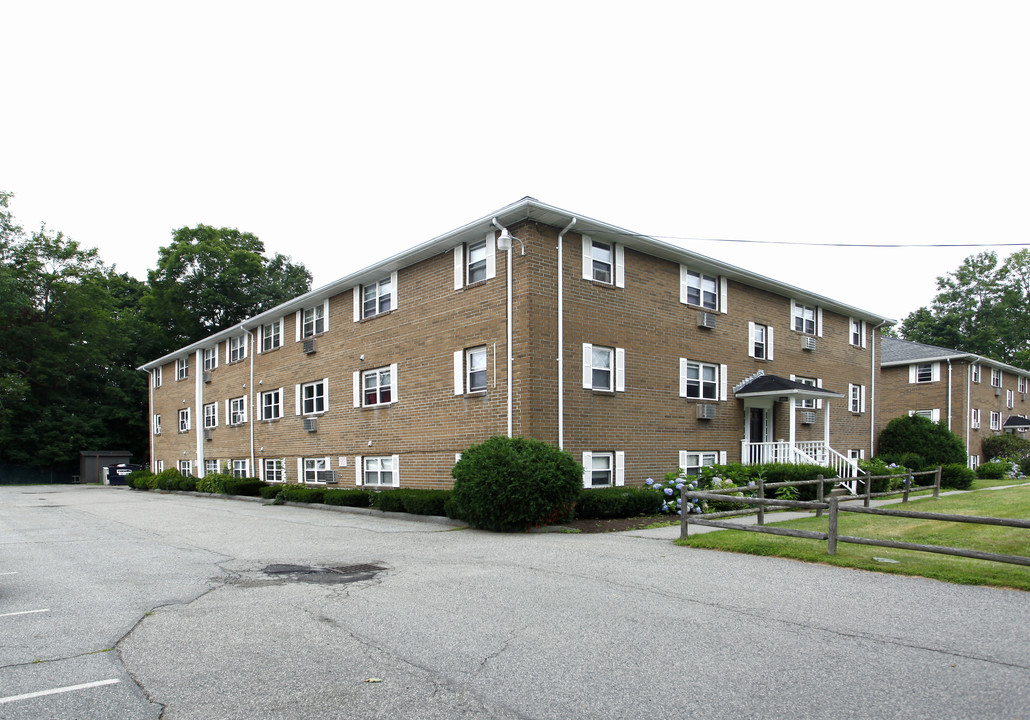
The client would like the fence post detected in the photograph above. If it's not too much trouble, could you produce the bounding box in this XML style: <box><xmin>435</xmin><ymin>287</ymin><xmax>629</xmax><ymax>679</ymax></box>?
<box><xmin>903</xmin><ymin>472</ymin><xmax>912</xmax><ymax>503</ymax></box>
<box><xmin>680</xmin><ymin>489</ymin><xmax>689</xmax><ymax>540</ymax></box>
<box><xmin>757</xmin><ymin>476</ymin><xmax>765</xmax><ymax>526</ymax></box>
<box><xmin>816</xmin><ymin>474</ymin><xmax>824</xmax><ymax>518</ymax></box>
<box><xmin>864</xmin><ymin>471</ymin><xmax>872</xmax><ymax>508</ymax></box>
<box><xmin>828</xmin><ymin>495</ymin><xmax>838</xmax><ymax>555</ymax></box>
<box><xmin>934</xmin><ymin>465</ymin><xmax>942</xmax><ymax>499</ymax></box>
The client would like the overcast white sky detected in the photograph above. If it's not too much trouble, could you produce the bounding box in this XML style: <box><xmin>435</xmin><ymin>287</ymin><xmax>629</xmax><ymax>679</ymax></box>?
<box><xmin>4</xmin><ymin>1</ymin><xmax>1028</xmax><ymax>324</ymax></box>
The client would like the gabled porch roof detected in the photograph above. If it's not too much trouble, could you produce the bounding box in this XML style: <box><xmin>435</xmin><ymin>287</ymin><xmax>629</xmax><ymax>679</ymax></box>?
<box><xmin>733</xmin><ymin>372</ymin><xmax>844</xmax><ymax>400</ymax></box>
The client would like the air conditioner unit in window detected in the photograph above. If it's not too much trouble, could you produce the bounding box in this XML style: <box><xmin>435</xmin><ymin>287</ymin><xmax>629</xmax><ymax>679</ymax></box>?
<box><xmin>801</xmin><ymin>411</ymin><xmax>816</xmax><ymax>425</ymax></box>
<box><xmin>803</xmin><ymin>336</ymin><xmax>817</xmax><ymax>351</ymax></box>
<box><xmin>303</xmin><ymin>338</ymin><xmax>317</xmax><ymax>355</ymax></box>
<box><xmin>696</xmin><ymin>404</ymin><xmax>716</xmax><ymax>420</ymax></box>
<box><xmin>697</xmin><ymin>311</ymin><xmax>717</xmax><ymax>329</ymax></box>
<box><xmin>204</xmin><ymin>429</ymin><xmax>213</xmax><ymax>441</ymax></box>
<box><xmin>203</xmin><ymin>371</ymin><xmax>212</xmax><ymax>383</ymax></box>
<box><xmin>322</xmin><ymin>470</ymin><xmax>337</xmax><ymax>483</ymax></box>
<box><xmin>995</xmin><ymin>387</ymin><xmax>1002</xmax><ymax>397</ymax></box>
<box><xmin>303</xmin><ymin>417</ymin><xmax>318</xmax><ymax>432</ymax></box>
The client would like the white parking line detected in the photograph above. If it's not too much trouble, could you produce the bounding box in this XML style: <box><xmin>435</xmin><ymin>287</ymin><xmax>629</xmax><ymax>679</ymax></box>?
<box><xmin>0</xmin><ymin>679</ymin><xmax>120</xmax><ymax>705</ymax></box>
<box><xmin>0</xmin><ymin>572</ymin><xmax>18</xmax><ymax>575</ymax></box>
<box><xmin>0</xmin><ymin>609</ymin><xmax>49</xmax><ymax>618</ymax></box>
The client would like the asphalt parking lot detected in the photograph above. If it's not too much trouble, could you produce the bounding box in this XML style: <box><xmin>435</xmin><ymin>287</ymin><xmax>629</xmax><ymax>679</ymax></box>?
<box><xmin>1</xmin><ymin>485</ymin><xmax>1028</xmax><ymax>719</ymax></box>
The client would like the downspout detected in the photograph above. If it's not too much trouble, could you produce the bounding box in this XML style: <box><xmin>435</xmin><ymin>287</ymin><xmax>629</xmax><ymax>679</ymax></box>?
<box><xmin>966</xmin><ymin>361</ymin><xmax>972</xmax><ymax>466</ymax></box>
<box><xmin>556</xmin><ymin>217</ymin><xmax>577</xmax><ymax>450</ymax></box>
<box><xmin>946</xmin><ymin>358</ymin><xmax>953</xmax><ymax>431</ymax></box>
<box><xmin>870</xmin><ymin>320</ymin><xmax>889</xmax><ymax>456</ymax></box>
<box><xmin>245</xmin><ymin>324</ymin><xmax>255</xmax><ymax>476</ymax></box>
<box><xmin>195</xmin><ymin>349</ymin><xmax>204</xmax><ymax>476</ymax></box>
<box><xmin>492</xmin><ymin>218</ymin><xmax>514</xmax><ymax>438</ymax></box>
<box><xmin>147</xmin><ymin>370</ymin><xmax>155</xmax><ymax>471</ymax></box>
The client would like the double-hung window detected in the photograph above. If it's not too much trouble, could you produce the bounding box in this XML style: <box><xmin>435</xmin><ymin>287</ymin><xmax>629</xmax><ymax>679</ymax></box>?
<box><xmin>971</xmin><ymin>364</ymin><xmax>981</xmax><ymax>383</ymax></box>
<box><xmin>991</xmin><ymin>368</ymin><xmax>1002</xmax><ymax>387</ymax></box>
<box><xmin>680</xmin><ymin>451</ymin><xmax>718</xmax><ymax>477</ymax></box>
<box><xmin>581</xmin><ymin>451</ymin><xmax>625</xmax><ymax>488</ymax></box>
<box><xmin>299</xmin><ymin>380</ymin><xmax>327</xmax><ymax>415</ymax></box>
<box><xmin>176</xmin><ymin>357</ymin><xmax>189</xmax><ymax>381</ymax></box>
<box><xmin>361</xmin><ymin>456</ymin><xmax>398</xmax><ymax>487</ymax></box>
<box><xmin>152</xmin><ymin>367</ymin><xmax>163</xmax><ymax>388</ymax></box>
<box><xmin>748</xmin><ymin>323</ymin><xmax>773</xmax><ymax>360</ymax></box>
<box><xmin>203</xmin><ymin>347</ymin><xmax>218</xmax><ymax>372</ymax></box>
<box><xmin>303</xmin><ymin>457</ymin><xmax>330</xmax><ymax>484</ymax></box>
<box><xmin>849</xmin><ymin>318</ymin><xmax>867</xmax><ymax>348</ymax></box>
<box><xmin>582</xmin><ymin>344</ymin><xmax>625</xmax><ymax>392</ymax></box>
<box><xmin>849</xmin><ymin>384</ymin><xmax>866</xmax><ymax>414</ymax></box>
<box><xmin>454</xmin><ymin>347</ymin><xmax>488</xmax><ymax>394</ymax></box>
<box><xmin>793</xmin><ymin>376</ymin><xmax>820</xmax><ymax>409</ymax></box>
<box><xmin>302</xmin><ymin>304</ymin><xmax>325</xmax><ymax>337</ymax></box>
<box><xmin>686</xmin><ymin>270</ymin><xmax>718</xmax><ymax>310</ymax></box>
<box><xmin>228</xmin><ymin>396</ymin><xmax>247</xmax><ymax>425</ymax></box>
<box><xmin>990</xmin><ymin>411</ymin><xmax>1002</xmax><ymax>431</ymax></box>
<box><xmin>913</xmin><ymin>363</ymin><xmax>935</xmax><ymax>383</ymax></box>
<box><xmin>792</xmin><ymin>302</ymin><xmax>818</xmax><ymax>335</ymax></box>
<box><xmin>228</xmin><ymin>335</ymin><xmax>247</xmax><ymax>363</ymax></box>
<box><xmin>467</xmin><ymin>240</ymin><xmax>488</xmax><ymax>284</ymax></box>
<box><xmin>178</xmin><ymin>460</ymin><xmax>192</xmax><ymax>477</ymax></box>
<box><xmin>231</xmin><ymin>459</ymin><xmax>249</xmax><ymax>478</ymax></box>
<box><xmin>264</xmin><ymin>458</ymin><xmax>285</xmax><ymax>483</ymax></box>
<box><xmin>178</xmin><ymin>408</ymin><xmax>191</xmax><ymax>432</ymax></box>
<box><xmin>1007</xmin><ymin>389</ymin><xmax>1015</xmax><ymax>409</ymax></box>
<box><xmin>971</xmin><ymin>408</ymin><xmax>981</xmax><ymax>429</ymax></box>
<box><xmin>582</xmin><ymin>236</ymin><xmax>624</xmax><ymax>287</ymax></box>
<box><xmin>204</xmin><ymin>459</ymin><xmax>218</xmax><ymax>476</ymax></box>
<box><xmin>260</xmin><ymin>388</ymin><xmax>283</xmax><ymax>420</ymax></box>
<box><xmin>261</xmin><ymin>319</ymin><xmax>282</xmax><ymax>352</ymax></box>
<box><xmin>680</xmin><ymin>360</ymin><xmax>723</xmax><ymax>401</ymax></box>
<box><xmin>1020</xmin><ymin>377</ymin><xmax>1028</xmax><ymax>394</ymax></box>
<box><xmin>361</xmin><ymin>276</ymin><xmax>393</xmax><ymax>319</ymax></box>
<box><xmin>203</xmin><ymin>402</ymin><xmax>218</xmax><ymax>429</ymax></box>
<box><xmin>362</xmin><ymin>367</ymin><xmax>393</xmax><ymax>407</ymax></box>
<box><xmin>153</xmin><ymin>414</ymin><xmax>161</xmax><ymax>435</ymax></box>
<box><xmin>454</xmin><ymin>234</ymin><xmax>496</xmax><ymax>289</ymax></box>
<box><xmin>588</xmin><ymin>239</ymin><xmax>612</xmax><ymax>283</ymax></box>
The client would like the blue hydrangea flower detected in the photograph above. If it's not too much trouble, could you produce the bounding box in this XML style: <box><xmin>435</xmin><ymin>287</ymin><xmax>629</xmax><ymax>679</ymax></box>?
<box><xmin>645</xmin><ymin>477</ymin><xmax>654</xmax><ymax>485</ymax></box>
<box><xmin>664</xmin><ymin>488</ymin><xmax>674</xmax><ymax>495</ymax></box>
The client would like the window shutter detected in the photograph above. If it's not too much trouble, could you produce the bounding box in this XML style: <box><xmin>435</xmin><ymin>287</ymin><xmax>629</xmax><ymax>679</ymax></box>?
<box><xmin>355</xmin><ymin>456</ymin><xmax>362</xmax><ymax>485</ymax></box>
<box><xmin>615</xmin><ymin>451</ymin><xmax>625</xmax><ymax>486</ymax></box>
<box><xmin>485</xmin><ymin>232</ymin><xmax>496</xmax><ymax>280</ymax></box>
<box><xmin>256</xmin><ymin>325</ymin><xmax>263</xmax><ymax>354</ymax></box>
<box><xmin>322</xmin><ymin>299</ymin><xmax>330</xmax><ymax>334</ymax></box>
<box><xmin>719</xmin><ymin>276</ymin><xmax>728</xmax><ymax>314</ymax></box>
<box><xmin>909</xmin><ymin>365</ymin><xmax>917</xmax><ymax>384</ymax></box>
<box><xmin>861</xmin><ymin>385</ymin><xmax>867</xmax><ymax>413</ymax></box>
<box><xmin>242</xmin><ymin>395</ymin><xmax>247</xmax><ymax>423</ymax></box>
<box><xmin>720</xmin><ymin>364</ymin><xmax>728</xmax><ymax>401</ymax></box>
<box><xmin>931</xmin><ymin>408</ymin><xmax>941</xmax><ymax>422</ymax></box>
<box><xmin>789</xmin><ymin>299</ymin><xmax>797</xmax><ymax>329</ymax></box>
<box><xmin>295</xmin><ymin>310</ymin><xmax>302</xmax><ymax>342</ymax></box>
<box><xmin>817</xmin><ymin>379</ymin><xmax>823</xmax><ymax>409</ymax></box>
<box><xmin>353</xmin><ymin>371</ymin><xmax>360</xmax><ymax>408</ymax></box>
<box><xmin>581</xmin><ymin>452</ymin><xmax>592</xmax><ymax>488</ymax></box>
<box><xmin>748</xmin><ymin>322</ymin><xmax>756</xmax><ymax>358</ymax></box>
<box><xmin>582</xmin><ymin>236</ymin><xmax>592</xmax><ymax>279</ymax></box>
<box><xmin>453</xmin><ymin>245</ymin><xmax>464</xmax><ymax>290</ymax></box>
<box><xmin>817</xmin><ymin>307</ymin><xmax>824</xmax><ymax>337</ymax></box>
<box><xmin>615</xmin><ymin>348</ymin><xmax>625</xmax><ymax>392</ymax></box>
<box><xmin>614</xmin><ymin>244</ymin><xmax>625</xmax><ymax>288</ymax></box>
<box><xmin>295</xmin><ymin>384</ymin><xmax>301</xmax><ymax>416</ymax></box>
<box><xmin>679</xmin><ymin>358</ymin><xmax>687</xmax><ymax>398</ymax></box>
<box><xmin>582</xmin><ymin>344</ymin><xmax>593</xmax><ymax>389</ymax></box>
<box><xmin>767</xmin><ymin>326</ymin><xmax>774</xmax><ymax>360</ymax></box>
<box><xmin>861</xmin><ymin>320</ymin><xmax>868</xmax><ymax>348</ymax></box>
<box><xmin>297</xmin><ymin>458</ymin><xmax>303</xmax><ymax>483</ymax></box>
<box><xmin>678</xmin><ymin>451</ymin><xmax>687</xmax><ymax>471</ymax></box>
<box><xmin>391</xmin><ymin>455</ymin><xmax>400</xmax><ymax>487</ymax></box>
<box><xmin>352</xmin><ymin>285</ymin><xmax>360</xmax><ymax>322</ymax></box>
<box><xmin>323</xmin><ymin>378</ymin><xmax>330</xmax><ymax>411</ymax></box>
<box><xmin>453</xmin><ymin>350</ymin><xmax>464</xmax><ymax>395</ymax></box>
<box><xmin>719</xmin><ymin>451</ymin><xmax>727</xmax><ymax>465</ymax></box>
<box><xmin>390</xmin><ymin>271</ymin><xmax>398</xmax><ymax>311</ymax></box>
<box><xmin>390</xmin><ymin>363</ymin><xmax>398</xmax><ymax>403</ymax></box>
<box><xmin>225</xmin><ymin>399</ymin><xmax>230</xmax><ymax>424</ymax></box>
<box><xmin>931</xmin><ymin>362</ymin><xmax>941</xmax><ymax>382</ymax></box>
<box><xmin>679</xmin><ymin>265</ymin><xmax>689</xmax><ymax>304</ymax></box>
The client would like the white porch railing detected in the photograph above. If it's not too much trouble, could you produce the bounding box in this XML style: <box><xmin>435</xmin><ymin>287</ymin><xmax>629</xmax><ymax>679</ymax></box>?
<box><xmin>741</xmin><ymin>441</ymin><xmax>862</xmax><ymax>481</ymax></box>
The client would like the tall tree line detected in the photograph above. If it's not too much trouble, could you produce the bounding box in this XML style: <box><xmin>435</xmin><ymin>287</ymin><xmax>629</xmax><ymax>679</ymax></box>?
<box><xmin>0</xmin><ymin>192</ymin><xmax>311</xmax><ymax>471</ymax></box>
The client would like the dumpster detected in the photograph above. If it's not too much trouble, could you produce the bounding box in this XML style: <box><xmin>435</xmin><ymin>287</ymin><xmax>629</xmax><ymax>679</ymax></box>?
<box><xmin>107</xmin><ymin>463</ymin><xmax>142</xmax><ymax>486</ymax></box>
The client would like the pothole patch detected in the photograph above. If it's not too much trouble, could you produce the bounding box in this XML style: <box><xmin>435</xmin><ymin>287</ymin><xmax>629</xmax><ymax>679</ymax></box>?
<box><xmin>261</xmin><ymin>563</ymin><xmax>387</xmax><ymax>584</ymax></box>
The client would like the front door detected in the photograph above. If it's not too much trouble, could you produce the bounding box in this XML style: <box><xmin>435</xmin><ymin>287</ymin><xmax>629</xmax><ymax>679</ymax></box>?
<box><xmin>748</xmin><ymin>407</ymin><xmax>766</xmax><ymax>464</ymax></box>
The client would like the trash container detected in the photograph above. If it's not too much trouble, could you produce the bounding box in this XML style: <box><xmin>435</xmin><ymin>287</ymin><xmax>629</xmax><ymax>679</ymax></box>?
<box><xmin>107</xmin><ymin>463</ymin><xmax>141</xmax><ymax>486</ymax></box>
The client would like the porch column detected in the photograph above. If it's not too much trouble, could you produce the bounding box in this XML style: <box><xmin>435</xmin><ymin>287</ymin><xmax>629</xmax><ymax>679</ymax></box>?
<box><xmin>788</xmin><ymin>397</ymin><xmax>797</xmax><ymax>449</ymax></box>
<box><xmin>824</xmin><ymin>401</ymin><xmax>832</xmax><ymax>447</ymax></box>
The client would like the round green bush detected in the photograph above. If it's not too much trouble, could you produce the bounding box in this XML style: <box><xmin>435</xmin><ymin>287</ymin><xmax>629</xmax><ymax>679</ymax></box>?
<box><xmin>940</xmin><ymin>463</ymin><xmax>974</xmax><ymax>490</ymax></box>
<box><xmin>450</xmin><ymin>436</ymin><xmax>582</xmax><ymax>532</ymax></box>
<box><xmin>981</xmin><ymin>434</ymin><xmax>1030</xmax><ymax>463</ymax></box>
<box><xmin>976</xmin><ymin>461</ymin><xmax>1009</xmax><ymax>480</ymax></box>
<box><xmin>126</xmin><ymin>470</ymin><xmax>154</xmax><ymax>490</ymax></box>
<box><xmin>878</xmin><ymin>415</ymin><xmax>966</xmax><ymax>467</ymax></box>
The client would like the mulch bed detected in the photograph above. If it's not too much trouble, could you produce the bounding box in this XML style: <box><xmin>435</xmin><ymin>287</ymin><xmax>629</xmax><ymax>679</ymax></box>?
<box><xmin>556</xmin><ymin>514</ymin><xmax>676</xmax><ymax>533</ymax></box>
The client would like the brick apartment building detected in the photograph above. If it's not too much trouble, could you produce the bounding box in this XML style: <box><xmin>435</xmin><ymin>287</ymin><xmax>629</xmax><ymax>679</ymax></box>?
<box><xmin>140</xmin><ymin>198</ymin><xmax>893</xmax><ymax>489</ymax></box>
<box><xmin>880</xmin><ymin>337</ymin><xmax>1030</xmax><ymax>469</ymax></box>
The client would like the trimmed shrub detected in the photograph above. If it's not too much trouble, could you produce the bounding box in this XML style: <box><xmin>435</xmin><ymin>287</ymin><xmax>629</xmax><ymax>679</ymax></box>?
<box><xmin>877</xmin><ymin>452</ymin><xmax>927</xmax><ymax>472</ymax></box>
<box><xmin>399</xmin><ymin>490</ymin><xmax>451</xmax><ymax>517</ymax></box>
<box><xmin>940</xmin><ymin>463</ymin><xmax>974</xmax><ymax>490</ymax></box>
<box><xmin>857</xmin><ymin>459</ymin><xmax>910</xmax><ymax>494</ymax></box>
<box><xmin>1021</xmin><ymin>456</ymin><xmax>1030</xmax><ymax>477</ymax></box>
<box><xmin>976</xmin><ymin>461</ymin><xmax>1009</xmax><ymax>480</ymax></box>
<box><xmin>759</xmin><ymin>463</ymin><xmax>838</xmax><ymax>501</ymax></box>
<box><xmin>222</xmin><ymin>477</ymin><xmax>266</xmax><ymax>497</ymax></box>
<box><xmin>878</xmin><ymin>415</ymin><xmax>966</xmax><ymax>467</ymax></box>
<box><xmin>372</xmin><ymin>490</ymin><xmax>409</xmax><ymax>513</ymax></box>
<box><xmin>277</xmin><ymin>484</ymin><xmax>325</xmax><ymax>503</ymax></box>
<box><xmin>575</xmin><ymin>486</ymin><xmax>662</xmax><ymax>519</ymax></box>
<box><xmin>324</xmin><ymin>489</ymin><xmax>374</xmax><ymax>508</ymax></box>
<box><xmin>151</xmin><ymin>469</ymin><xmax>179</xmax><ymax>490</ymax></box>
<box><xmin>260</xmin><ymin>484</ymin><xmax>285</xmax><ymax>499</ymax></box>
<box><xmin>126</xmin><ymin>470</ymin><xmax>154</xmax><ymax>490</ymax></box>
<box><xmin>450</xmin><ymin>436</ymin><xmax>582</xmax><ymax>532</ymax></box>
<box><xmin>982</xmin><ymin>434</ymin><xmax>1030</xmax><ymax>463</ymax></box>
<box><xmin>196</xmin><ymin>472</ymin><xmax>232</xmax><ymax>494</ymax></box>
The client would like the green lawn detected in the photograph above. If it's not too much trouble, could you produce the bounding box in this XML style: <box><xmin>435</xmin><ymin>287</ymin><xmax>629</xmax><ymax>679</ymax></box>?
<box><xmin>676</xmin><ymin>486</ymin><xmax>1030</xmax><ymax>591</ymax></box>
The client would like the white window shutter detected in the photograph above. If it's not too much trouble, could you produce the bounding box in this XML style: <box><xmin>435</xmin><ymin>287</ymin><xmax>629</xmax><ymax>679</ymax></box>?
<box><xmin>789</xmin><ymin>299</ymin><xmax>797</xmax><ymax>328</ymax></box>
<box><xmin>453</xmin><ymin>350</ymin><xmax>464</xmax><ymax>395</ymax></box>
<box><xmin>817</xmin><ymin>307</ymin><xmax>824</xmax><ymax>337</ymax></box>
<box><xmin>679</xmin><ymin>358</ymin><xmax>688</xmax><ymax>398</ymax></box>
<box><xmin>931</xmin><ymin>408</ymin><xmax>941</xmax><ymax>422</ymax></box>
<box><xmin>355</xmin><ymin>456</ymin><xmax>362</xmax><ymax>485</ymax></box>
<box><xmin>615</xmin><ymin>348</ymin><xmax>625</xmax><ymax>392</ymax></box>
<box><xmin>767</xmin><ymin>326</ymin><xmax>775</xmax><ymax>360</ymax></box>
<box><xmin>582</xmin><ymin>343</ymin><xmax>593</xmax><ymax>389</ymax></box>
<box><xmin>614</xmin><ymin>244</ymin><xmax>625</xmax><ymax>288</ymax></box>
<box><xmin>582</xmin><ymin>236</ymin><xmax>592</xmax><ymax>279</ymax></box>
<box><xmin>485</xmin><ymin>232</ymin><xmax>496</xmax><ymax>280</ymax></box>
<box><xmin>861</xmin><ymin>385</ymin><xmax>867</xmax><ymax>413</ymax></box>
<box><xmin>256</xmin><ymin>326</ymin><xmax>263</xmax><ymax>354</ymax></box>
<box><xmin>352</xmin><ymin>372</ymin><xmax>360</xmax><ymax>408</ymax></box>
<box><xmin>679</xmin><ymin>265</ymin><xmax>689</xmax><ymax>304</ymax></box>
<box><xmin>391</xmin><ymin>455</ymin><xmax>400</xmax><ymax>487</ymax></box>
<box><xmin>390</xmin><ymin>362</ymin><xmax>398</xmax><ymax>403</ymax></box>
<box><xmin>748</xmin><ymin>322</ymin><xmax>756</xmax><ymax>358</ymax></box>
<box><xmin>295</xmin><ymin>384</ymin><xmax>301</xmax><ymax>416</ymax></box>
<box><xmin>296</xmin><ymin>458</ymin><xmax>304</xmax><ymax>482</ymax></box>
<box><xmin>719</xmin><ymin>451</ymin><xmax>727</xmax><ymax>465</ymax></box>
<box><xmin>909</xmin><ymin>365</ymin><xmax>917</xmax><ymax>384</ymax></box>
<box><xmin>352</xmin><ymin>285</ymin><xmax>360</xmax><ymax>322</ymax></box>
<box><xmin>225</xmin><ymin>399</ymin><xmax>230</xmax><ymax>424</ymax></box>
<box><xmin>390</xmin><ymin>271</ymin><xmax>398</xmax><ymax>310</ymax></box>
<box><xmin>323</xmin><ymin>378</ymin><xmax>329</xmax><ymax>410</ymax></box>
<box><xmin>720</xmin><ymin>364</ymin><xmax>728</xmax><ymax>401</ymax></box>
<box><xmin>453</xmin><ymin>245</ymin><xmax>464</xmax><ymax>290</ymax></box>
<box><xmin>323</xmin><ymin>299</ymin><xmax>330</xmax><ymax>334</ymax></box>
<box><xmin>817</xmin><ymin>378</ymin><xmax>823</xmax><ymax>409</ymax></box>
<box><xmin>679</xmin><ymin>450</ymin><xmax>688</xmax><ymax>471</ymax></box>
<box><xmin>932</xmin><ymin>362</ymin><xmax>941</xmax><ymax>382</ymax></box>
<box><xmin>861</xmin><ymin>320</ymin><xmax>868</xmax><ymax>348</ymax></box>
<box><xmin>295</xmin><ymin>310</ymin><xmax>302</xmax><ymax>342</ymax></box>
<box><xmin>719</xmin><ymin>276</ymin><xmax>728</xmax><ymax>314</ymax></box>
<box><xmin>581</xmin><ymin>452</ymin><xmax>592</xmax><ymax>488</ymax></box>
<box><xmin>615</xmin><ymin>451</ymin><xmax>625</xmax><ymax>486</ymax></box>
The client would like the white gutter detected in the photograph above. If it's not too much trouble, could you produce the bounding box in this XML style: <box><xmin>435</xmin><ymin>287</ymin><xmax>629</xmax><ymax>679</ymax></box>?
<box><xmin>492</xmin><ymin>218</ymin><xmax>514</xmax><ymax>438</ymax></box>
<box><xmin>148</xmin><ymin>372</ymin><xmax>155</xmax><ymax>470</ymax></box>
<box><xmin>246</xmin><ymin>326</ymin><xmax>255</xmax><ymax>475</ymax></box>
<box><xmin>870</xmin><ymin>321</ymin><xmax>889</xmax><ymax>455</ymax></box>
<box><xmin>946</xmin><ymin>358</ymin><xmax>953</xmax><ymax>431</ymax></box>
<box><xmin>556</xmin><ymin>217</ymin><xmax>577</xmax><ymax>450</ymax></box>
<box><xmin>966</xmin><ymin>363</ymin><xmax>972</xmax><ymax>465</ymax></box>
<box><xmin>195</xmin><ymin>349</ymin><xmax>204</xmax><ymax>477</ymax></box>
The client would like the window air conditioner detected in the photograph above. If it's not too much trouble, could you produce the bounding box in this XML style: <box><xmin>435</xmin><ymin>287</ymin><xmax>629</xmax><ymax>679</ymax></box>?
<box><xmin>803</xmin><ymin>336</ymin><xmax>817</xmax><ymax>351</ymax></box>
<box><xmin>303</xmin><ymin>417</ymin><xmax>318</xmax><ymax>432</ymax></box>
<box><xmin>204</xmin><ymin>429</ymin><xmax>213</xmax><ymax>441</ymax></box>
<box><xmin>801</xmin><ymin>411</ymin><xmax>816</xmax><ymax>425</ymax></box>
<box><xmin>995</xmin><ymin>387</ymin><xmax>1002</xmax><ymax>397</ymax></box>
<box><xmin>303</xmin><ymin>338</ymin><xmax>317</xmax><ymax>355</ymax></box>
<box><xmin>203</xmin><ymin>371</ymin><xmax>212</xmax><ymax>383</ymax></box>
<box><xmin>322</xmin><ymin>470</ymin><xmax>336</xmax><ymax>483</ymax></box>
<box><xmin>696</xmin><ymin>404</ymin><xmax>716</xmax><ymax>420</ymax></box>
<box><xmin>696</xmin><ymin>311</ymin><xmax>717</xmax><ymax>329</ymax></box>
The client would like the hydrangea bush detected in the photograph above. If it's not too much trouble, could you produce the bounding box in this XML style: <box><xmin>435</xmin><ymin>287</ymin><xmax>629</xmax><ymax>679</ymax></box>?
<box><xmin>646</xmin><ymin>472</ymin><xmax>754</xmax><ymax>515</ymax></box>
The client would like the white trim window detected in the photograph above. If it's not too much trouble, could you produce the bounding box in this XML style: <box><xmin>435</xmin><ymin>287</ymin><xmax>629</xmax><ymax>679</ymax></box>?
<box><xmin>991</xmin><ymin>368</ymin><xmax>1002</xmax><ymax>388</ymax></box>
<box><xmin>849</xmin><ymin>318</ymin><xmax>867</xmax><ymax>348</ymax></box>
<box><xmin>154</xmin><ymin>460</ymin><xmax>164</xmax><ymax>473</ymax></box>
<box><xmin>178</xmin><ymin>460</ymin><xmax>193</xmax><ymax>477</ymax></box>
<box><xmin>299</xmin><ymin>379</ymin><xmax>327</xmax><ymax>415</ymax></box>
<box><xmin>228</xmin><ymin>396</ymin><xmax>247</xmax><ymax>425</ymax></box>
<box><xmin>679</xmin><ymin>451</ymin><xmax>719</xmax><ymax>477</ymax></box>
<box><xmin>581</xmin><ymin>451</ymin><xmax>625</xmax><ymax>488</ymax></box>
<box><xmin>360</xmin><ymin>455</ymin><xmax>399</xmax><ymax>487</ymax></box>
<box><xmin>582</xmin><ymin>344</ymin><xmax>625</xmax><ymax>392</ymax></box>
<box><xmin>264</xmin><ymin>458</ymin><xmax>285</xmax><ymax>483</ymax></box>
<box><xmin>228</xmin><ymin>334</ymin><xmax>247</xmax><ymax>364</ymax></box>
<box><xmin>358</xmin><ymin>275</ymin><xmax>395</xmax><ymax>319</ymax></box>
<box><xmin>231</xmin><ymin>459</ymin><xmax>249</xmax><ymax>478</ymax></box>
<box><xmin>582</xmin><ymin>236</ymin><xmax>624</xmax><ymax>287</ymax></box>
<box><xmin>792</xmin><ymin>376</ymin><xmax>822</xmax><ymax>410</ymax></box>
<box><xmin>303</xmin><ymin>457</ymin><xmax>331</xmax><ymax>484</ymax></box>
<box><xmin>203</xmin><ymin>402</ymin><xmax>218</xmax><ymax>429</ymax></box>
<box><xmin>261</xmin><ymin>318</ymin><xmax>282</xmax><ymax>352</ymax></box>
<box><xmin>202</xmin><ymin>346</ymin><xmax>218</xmax><ymax>372</ymax></box>
<box><xmin>176</xmin><ymin>357</ymin><xmax>189</xmax><ymax>381</ymax></box>
<box><xmin>178</xmin><ymin>408</ymin><xmax>191</xmax><ymax>433</ymax></box>
<box><xmin>153</xmin><ymin>414</ymin><xmax>162</xmax><ymax>436</ymax></box>
<box><xmin>971</xmin><ymin>364</ymin><xmax>981</xmax><ymax>383</ymax></box>
<box><xmin>301</xmin><ymin>302</ymin><xmax>326</xmax><ymax>338</ymax></box>
<box><xmin>260</xmin><ymin>388</ymin><xmax>283</xmax><ymax>420</ymax></box>
<box><xmin>910</xmin><ymin>362</ymin><xmax>940</xmax><ymax>384</ymax></box>
<box><xmin>748</xmin><ymin>322</ymin><xmax>774</xmax><ymax>360</ymax></box>
<box><xmin>679</xmin><ymin>360</ymin><xmax>727</xmax><ymax>401</ymax></box>
<box><xmin>359</xmin><ymin>366</ymin><xmax>395</xmax><ymax>407</ymax></box>
<box><xmin>848</xmin><ymin>449</ymin><xmax>866</xmax><ymax>463</ymax></box>
<box><xmin>454</xmin><ymin>346</ymin><xmax>488</xmax><ymax>395</ymax></box>
<box><xmin>971</xmin><ymin>408</ymin><xmax>981</xmax><ymax>429</ymax></box>
<box><xmin>454</xmin><ymin>234</ymin><xmax>497</xmax><ymax>289</ymax></box>
<box><xmin>684</xmin><ymin>269</ymin><xmax>718</xmax><ymax>310</ymax></box>
<box><xmin>849</xmin><ymin>384</ymin><xmax>866</xmax><ymax>414</ymax></box>
<box><xmin>911</xmin><ymin>409</ymin><xmax>941</xmax><ymax>422</ymax></box>
<box><xmin>152</xmin><ymin>367</ymin><xmax>163</xmax><ymax>388</ymax></box>
<box><xmin>969</xmin><ymin>455</ymin><xmax>980</xmax><ymax>471</ymax></box>
<box><xmin>204</xmin><ymin>458</ymin><xmax>218</xmax><ymax>476</ymax></box>
<box><xmin>1007</xmin><ymin>389</ymin><xmax>1015</xmax><ymax>409</ymax></box>
<box><xmin>791</xmin><ymin>301</ymin><xmax>821</xmax><ymax>336</ymax></box>
<box><xmin>990</xmin><ymin>411</ymin><xmax>1002</xmax><ymax>431</ymax></box>
<box><xmin>1020</xmin><ymin>377</ymin><xmax>1028</xmax><ymax>394</ymax></box>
